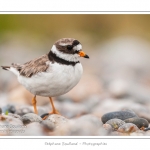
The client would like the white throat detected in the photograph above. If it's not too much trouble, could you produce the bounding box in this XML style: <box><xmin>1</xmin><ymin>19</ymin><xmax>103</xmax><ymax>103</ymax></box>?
<box><xmin>51</xmin><ymin>45</ymin><xmax>80</xmax><ymax>62</ymax></box>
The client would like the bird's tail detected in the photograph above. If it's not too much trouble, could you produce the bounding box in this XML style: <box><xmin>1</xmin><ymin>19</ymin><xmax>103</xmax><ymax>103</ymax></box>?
<box><xmin>1</xmin><ymin>66</ymin><xmax>10</xmax><ymax>71</ymax></box>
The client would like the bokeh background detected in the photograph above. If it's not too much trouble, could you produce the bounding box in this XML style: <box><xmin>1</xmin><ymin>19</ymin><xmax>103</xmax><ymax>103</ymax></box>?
<box><xmin>1</xmin><ymin>15</ymin><xmax>150</xmax><ymax>135</ymax></box>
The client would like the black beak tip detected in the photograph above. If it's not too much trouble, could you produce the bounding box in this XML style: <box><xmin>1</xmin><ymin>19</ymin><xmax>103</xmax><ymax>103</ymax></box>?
<box><xmin>84</xmin><ymin>55</ymin><xmax>89</xmax><ymax>59</ymax></box>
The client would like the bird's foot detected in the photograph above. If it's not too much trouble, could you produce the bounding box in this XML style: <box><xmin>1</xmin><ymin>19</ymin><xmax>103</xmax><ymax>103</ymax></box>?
<box><xmin>41</xmin><ymin>109</ymin><xmax>61</xmax><ymax>120</ymax></box>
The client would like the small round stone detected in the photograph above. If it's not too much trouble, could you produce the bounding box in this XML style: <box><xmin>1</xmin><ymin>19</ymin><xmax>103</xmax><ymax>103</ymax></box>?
<box><xmin>41</xmin><ymin>120</ymin><xmax>55</xmax><ymax>131</ymax></box>
<box><xmin>16</xmin><ymin>107</ymin><xmax>33</xmax><ymax>116</ymax></box>
<box><xmin>46</xmin><ymin>114</ymin><xmax>68</xmax><ymax>128</ymax></box>
<box><xmin>3</xmin><ymin>104</ymin><xmax>16</xmax><ymax>114</ymax></box>
<box><xmin>21</xmin><ymin>113</ymin><xmax>42</xmax><ymax>125</ymax></box>
<box><xmin>103</xmin><ymin>124</ymin><xmax>113</xmax><ymax>131</ymax></box>
<box><xmin>101</xmin><ymin>110</ymin><xmax>138</xmax><ymax>124</ymax></box>
<box><xmin>118</xmin><ymin>123</ymin><xmax>139</xmax><ymax>133</ymax></box>
<box><xmin>124</xmin><ymin>117</ymin><xmax>149</xmax><ymax>129</ymax></box>
<box><xmin>106</xmin><ymin>119</ymin><xmax>125</xmax><ymax>130</ymax></box>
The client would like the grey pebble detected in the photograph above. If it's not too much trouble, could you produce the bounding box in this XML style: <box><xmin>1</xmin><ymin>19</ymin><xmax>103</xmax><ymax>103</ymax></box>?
<box><xmin>21</xmin><ymin>113</ymin><xmax>42</xmax><ymax>125</ymax></box>
<box><xmin>106</xmin><ymin>119</ymin><xmax>125</xmax><ymax>130</ymax></box>
<box><xmin>2</xmin><ymin>104</ymin><xmax>16</xmax><ymax>114</ymax></box>
<box><xmin>118</xmin><ymin>123</ymin><xmax>139</xmax><ymax>133</ymax></box>
<box><xmin>124</xmin><ymin>117</ymin><xmax>149</xmax><ymax>129</ymax></box>
<box><xmin>101</xmin><ymin>110</ymin><xmax>138</xmax><ymax>124</ymax></box>
<box><xmin>41</xmin><ymin>120</ymin><xmax>55</xmax><ymax>131</ymax></box>
<box><xmin>16</xmin><ymin>107</ymin><xmax>33</xmax><ymax>116</ymax></box>
<box><xmin>46</xmin><ymin>114</ymin><xmax>68</xmax><ymax>128</ymax></box>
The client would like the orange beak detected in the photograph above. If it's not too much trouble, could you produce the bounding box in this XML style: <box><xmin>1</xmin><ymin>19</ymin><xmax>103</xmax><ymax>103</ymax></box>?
<box><xmin>78</xmin><ymin>51</ymin><xmax>89</xmax><ymax>58</ymax></box>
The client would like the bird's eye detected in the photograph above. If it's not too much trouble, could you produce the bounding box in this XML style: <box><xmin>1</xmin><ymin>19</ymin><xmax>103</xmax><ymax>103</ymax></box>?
<box><xmin>67</xmin><ymin>45</ymin><xmax>73</xmax><ymax>50</ymax></box>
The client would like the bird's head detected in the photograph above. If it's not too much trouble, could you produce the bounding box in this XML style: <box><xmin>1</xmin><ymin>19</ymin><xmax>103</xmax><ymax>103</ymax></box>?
<box><xmin>50</xmin><ymin>38</ymin><xmax>89</xmax><ymax>62</ymax></box>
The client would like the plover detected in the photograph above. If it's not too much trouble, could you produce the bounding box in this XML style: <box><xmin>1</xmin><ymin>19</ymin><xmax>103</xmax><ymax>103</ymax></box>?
<box><xmin>1</xmin><ymin>38</ymin><xmax>89</xmax><ymax>119</ymax></box>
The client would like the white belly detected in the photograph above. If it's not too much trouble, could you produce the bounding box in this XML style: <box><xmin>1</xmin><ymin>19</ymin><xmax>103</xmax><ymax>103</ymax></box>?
<box><xmin>18</xmin><ymin>62</ymin><xmax>83</xmax><ymax>97</ymax></box>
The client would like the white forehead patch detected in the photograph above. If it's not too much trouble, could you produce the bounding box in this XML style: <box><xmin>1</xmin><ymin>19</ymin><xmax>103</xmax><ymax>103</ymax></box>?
<box><xmin>73</xmin><ymin>44</ymin><xmax>82</xmax><ymax>51</ymax></box>
<box><xmin>59</xmin><ymin>42</ymin><xmax>68</xmax><ymax>46</ymax></box>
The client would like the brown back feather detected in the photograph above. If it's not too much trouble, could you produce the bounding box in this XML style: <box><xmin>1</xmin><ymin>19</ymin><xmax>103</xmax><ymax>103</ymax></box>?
<box><xmin>12</xmin><ymin>55</ymin><xmax>49</xmax><ymax>77</ymax></box>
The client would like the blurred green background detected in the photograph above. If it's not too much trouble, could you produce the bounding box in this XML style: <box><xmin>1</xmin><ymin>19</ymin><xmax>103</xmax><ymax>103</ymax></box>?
<box><xmin>1</xmin><ymin>15</ymin><xmax>150</xmax><ymax>44</ymax></box>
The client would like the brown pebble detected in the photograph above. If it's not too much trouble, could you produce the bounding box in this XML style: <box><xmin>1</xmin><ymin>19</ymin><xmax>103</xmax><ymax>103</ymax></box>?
<box><xmin>118</xmin><ymin>123</ymin><xmax>139</xmax><ymax>133</ymax></box>
<box><xmin>103</xmin><ymin>124</ymin><xmax>113</xmax><ymax>131</ymax></box>
<box><xmin>106</xmin><ymin>119</ymin><xmax>125</xmax><ymax>130</ymax></box>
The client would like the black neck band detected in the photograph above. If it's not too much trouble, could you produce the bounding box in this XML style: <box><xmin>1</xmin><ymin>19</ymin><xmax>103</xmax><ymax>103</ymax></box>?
<box><xmin>48</xmin><ymin>51</ymin><xmax>80</xmax><ymax>66</ymax></box>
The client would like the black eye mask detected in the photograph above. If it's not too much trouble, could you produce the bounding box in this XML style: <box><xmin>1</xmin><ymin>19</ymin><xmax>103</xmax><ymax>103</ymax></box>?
<box><xmin>67</xmin><ymin>45</ymin><xmax>73</xmax><ymax>50</ymax></box>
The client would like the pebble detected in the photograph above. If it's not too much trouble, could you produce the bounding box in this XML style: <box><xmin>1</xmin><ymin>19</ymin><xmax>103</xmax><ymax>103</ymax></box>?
<box><xmin>118</xmin><ymin>123</ymin><xmax>139</xmax><ymax>133</ymax></box>
<box><xmin>16</xmin><ymin>107</ymin><xmax>33</xmax><ymax>116</ymax></box>
<box><xmin>2</xmin><ymin>104</ymin><xmax>16</xmax><ymax>114</ymax></box>
<box><xmin>41</xmin><ymin>120</ymin><xmax>55</xmax><ymax>131</ymax></box>
<box><xmin>122</xmin><ymin>109</ymin><xmax>137</xmax><ymax>116</ymax></box>
<box><xmin>103</xmin><ymin>124</ymin><xmax>113</xmax><ymax>131</ymax></box>
<box><xmin>105</xmin><ymin>119</ymin><xmax>125</xmax><ymax>130</ymax></box>
<box><xmin>124</xmin><ymin>117</ymin><xmax>149</xmax><ymax>129</ymax></box>
<box><xmin>45</xmin><ymin>114</ymin><xmax>68</xmax><ymax>128</ymax></box>
<box><xmin>101</xmin><ymin>110</ymin><xmax>138</xmax><ymax>124</ymax></box>
<box><xmin>21</xmin><ymin>113</ymin><xmax>42</xmax><ymax>125</ymax></box>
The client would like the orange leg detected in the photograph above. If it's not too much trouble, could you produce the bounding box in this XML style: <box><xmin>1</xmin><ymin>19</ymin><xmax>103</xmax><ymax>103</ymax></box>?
<box><xmin>32</xmin><ymin>95</ymin><xmax>38</xmax><ymax>114</ymax></box>
<box><xmin>42</xmin><ymin>97</ymin><xmax>60</xmax><ymax>120</ymax></box>
<box><xmin>49</xmin><ymin>97</ymin><xmax>60</xmax><ymax>115</ymax></box>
